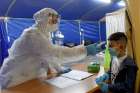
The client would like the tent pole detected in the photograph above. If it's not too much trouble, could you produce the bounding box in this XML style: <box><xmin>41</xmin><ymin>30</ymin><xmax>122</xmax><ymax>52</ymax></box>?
<box><xmin>4</xmin><ymin>17</ymin><xmax>9</xmax><ymax>42</ymax></box>
<box><xmin>5</xmin><ymin>0</ymin><xmax>17</xmax><ymax>16</ymax></box>
<box><xmin>98</xmin><ymin>21</ymin><xmax>101</xmax><ymax>42</ymax></box>
<box><xmin>78</xmin><ymin>20</ymin><xmax>82</xmax><ymax>44</ymax></box>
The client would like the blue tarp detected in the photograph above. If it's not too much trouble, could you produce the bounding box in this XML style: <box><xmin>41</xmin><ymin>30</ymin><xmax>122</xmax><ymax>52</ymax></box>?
<box><xmin>7</xmin><ymin>18</ymin><xmax>35</xmax><ymax>47</ymax></box>
<box><xmin>0</xmin><ymin>19</ymin><xmax>9</xmax><ymax>66</ymax></box>
<box><xmin>0</xmin><ymin>0</ymin><xmax>123</xmax><ymax>21</ymax></box>
<box><xmin>0</xmin><ymin>18</ymin><xmax>106</xmax><ymax>66</ymax></box>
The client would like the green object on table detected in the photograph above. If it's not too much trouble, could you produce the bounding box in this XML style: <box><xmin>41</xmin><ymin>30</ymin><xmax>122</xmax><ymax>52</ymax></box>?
<box><xmin>88</xmin><ymin>63</ymin><xmax>100</xmax><ymax>73</ymax></box>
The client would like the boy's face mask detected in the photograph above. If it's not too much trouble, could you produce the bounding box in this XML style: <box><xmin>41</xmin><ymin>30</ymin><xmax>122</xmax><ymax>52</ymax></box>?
<box><xmin>109</xmin><ymin>48</ymin><xmax>117</xmax><ymax>56</ymax></box>
<box><xmin>108</xmin><ymin>41</ymin><xmax>119</xmax><ymax>57</ymax></box>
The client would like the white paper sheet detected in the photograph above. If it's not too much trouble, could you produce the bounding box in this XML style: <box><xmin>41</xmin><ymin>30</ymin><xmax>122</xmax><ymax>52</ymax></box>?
<box><xmin>61</xmin><ymin>70</ymin><xmax>93</xmax><ymax>80</ymax></box>
<box><xmin>45</xmin><ymin>76</ymin><xmax>79</xmax><ymax>88</ymax></box>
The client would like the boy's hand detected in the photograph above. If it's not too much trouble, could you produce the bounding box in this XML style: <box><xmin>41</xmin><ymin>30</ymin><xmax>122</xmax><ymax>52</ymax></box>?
<box><xmin>95</xmin><ymin>73</ymin><xmax>109</xmax><ymax>84</ymax></box>
<box><xmin>98</xmin><ymin>82</ymin><xmax>109</xmax><ymax>93</ymax></box>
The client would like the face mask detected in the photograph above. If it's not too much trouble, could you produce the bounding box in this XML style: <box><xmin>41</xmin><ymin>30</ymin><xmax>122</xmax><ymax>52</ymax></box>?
<box><xmin>109</xmin><ymin>48</ymin><xmax>117</xmax><ymax>56</ymax></box>
<box><xmin>46</xmin><ymin>23</ymin><xmax>58</xmax><ymax>32</ymax></box>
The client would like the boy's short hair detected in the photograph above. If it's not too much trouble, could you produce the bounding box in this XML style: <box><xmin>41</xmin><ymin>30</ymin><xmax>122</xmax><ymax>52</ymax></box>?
<box><xmin>108</xmin><ymin>32</ymin><xmax>127</xmax><ymax>45</ymax></box>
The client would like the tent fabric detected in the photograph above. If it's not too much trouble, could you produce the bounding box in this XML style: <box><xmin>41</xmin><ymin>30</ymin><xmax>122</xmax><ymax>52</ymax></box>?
<box><xmin>0</xmin><ymin>19</ymin><xmax>9</xmax><ymax>66</ymax></box>
<box><xmin>6</xmin><ymin>18</ymin><xmax>106</xmax><ymax>45</ymax></box>
<box><xmin>0</xmin><ymin>18</ymin><xmax>106</xmax><ymax>66</ymax></box>
<box><xmin>60</xmin><ymin>20</ymin><xmax>80</xmax><ymax>44</ymax></box>
<box><xmin>81</xmin><ymin>21</ymin><xmax>100</xmax><ymax>42</ymax></box>
<box><xmin>100</xmin><ymin>22</ymin><xmax>106</xmax><ymax>41</ymax></box>
<box><xmin>7</xmin><ymin>18</ymin><xmax>35</xmax><ymax>47</ymax></box>
<box><xmin>0</xmin><ymin>0</ymin><xmax>124</xmax><ymax>21</ymax></box>
<box><xmin>60</xmin><ymin>20</ymin><xmax>103</xmax><ymax>44</ymax></box>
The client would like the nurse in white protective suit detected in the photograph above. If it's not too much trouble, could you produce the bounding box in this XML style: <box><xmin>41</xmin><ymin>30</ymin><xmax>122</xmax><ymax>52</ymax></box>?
<box><xmin>0</xmin><ymin>8</ymin><xmax>87</xmax><ymax>88</ymax></box>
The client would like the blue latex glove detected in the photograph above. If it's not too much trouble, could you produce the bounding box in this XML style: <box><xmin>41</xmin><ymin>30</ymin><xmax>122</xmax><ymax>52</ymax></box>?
<box><xmin>98</xmin><ymin>82</ymin><xmax>109</xmax><ymax>93</ymax></box>
<box><xmin>58</xmin><ymin>67</ymin><xmax>72</xmax><ymax>74</ymax></box>
<box><xmin>95</xmin><ymin>73</ymin><xmax>109</xmax><ymax>84</ymax></box>
<box><xmin>85</xmin><ymin>43</ymin><xmax>99</xmax><ymax>55</ymax></box>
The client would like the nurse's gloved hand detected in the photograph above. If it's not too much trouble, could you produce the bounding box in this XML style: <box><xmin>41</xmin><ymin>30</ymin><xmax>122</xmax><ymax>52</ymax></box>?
<box><xmin>58</xmin><ymin>67</ymin><xmax>72</xmax><ymax>74</ymax></box>
<box><xmin>85</xmin><ymin>43</ymin><xmax>99</xmax><ymax>55</ymax></box>
<box><xmin>95</xmin><ymin>73</ymin><xmax>109</xmax><ymax>84</ymax></box>
<box><xmin>98</xmin><ymin>82</ymin><xmax>109</xmax><ymax>93</ymax></box>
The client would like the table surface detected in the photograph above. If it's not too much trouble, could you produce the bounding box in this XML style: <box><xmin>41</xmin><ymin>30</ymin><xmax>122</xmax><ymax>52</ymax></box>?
<box><xmin>1</xmin><ymin>63</ymin><xmax>104</xmax><ymax>93</ymax></box>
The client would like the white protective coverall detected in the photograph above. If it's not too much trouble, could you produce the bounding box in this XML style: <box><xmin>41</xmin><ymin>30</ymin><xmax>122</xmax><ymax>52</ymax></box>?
<box><xmin>0</xmin><ymin>8</ymin><xmax>87</xmax><ymax>88</ymax></box>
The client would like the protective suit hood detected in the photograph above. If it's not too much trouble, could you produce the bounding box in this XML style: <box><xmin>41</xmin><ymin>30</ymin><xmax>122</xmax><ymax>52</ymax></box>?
<box><xmin>33</xmin><ymin>8</ymin><xmax>58</xmax><ymax>22</ymax></box>
<box><xmin>33</xmin><ymin>8</ymin><xmax>59</xmax><ymax>33</ymax></box>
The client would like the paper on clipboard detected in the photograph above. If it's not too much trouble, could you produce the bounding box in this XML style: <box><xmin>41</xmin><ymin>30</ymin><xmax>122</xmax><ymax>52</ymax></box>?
<box><xmin>46</xmin><ymin>76</ymin><xmax>79</xmax><ymax>88</ymax></box>
<box><xmin>61</xmin><ymin>70</ymin><xmax>93</xmax><ymax>80</ymax></box>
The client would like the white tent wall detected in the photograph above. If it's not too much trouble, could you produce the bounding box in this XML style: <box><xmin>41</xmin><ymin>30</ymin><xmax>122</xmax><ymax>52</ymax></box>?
<box><xmin>106</xmin><ymin>8</ymin><xmax>126</xmax><ymax>38</ymax></box>
<box><xmin>126</xmin><ymin>0</ymin><xmax>140</xmax><ymax>93</ymax></box>
<box><xmin>105</xmin><ymin>8</ymin><xmax>133</xmax><ymax>57</ymax></box>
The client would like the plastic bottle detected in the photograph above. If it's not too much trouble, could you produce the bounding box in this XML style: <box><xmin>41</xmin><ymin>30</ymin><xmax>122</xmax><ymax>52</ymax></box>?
<box><xmin>55</xmin><ymin>31</ymin><xmax>64</xmax><ymax>45</ymax></box>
